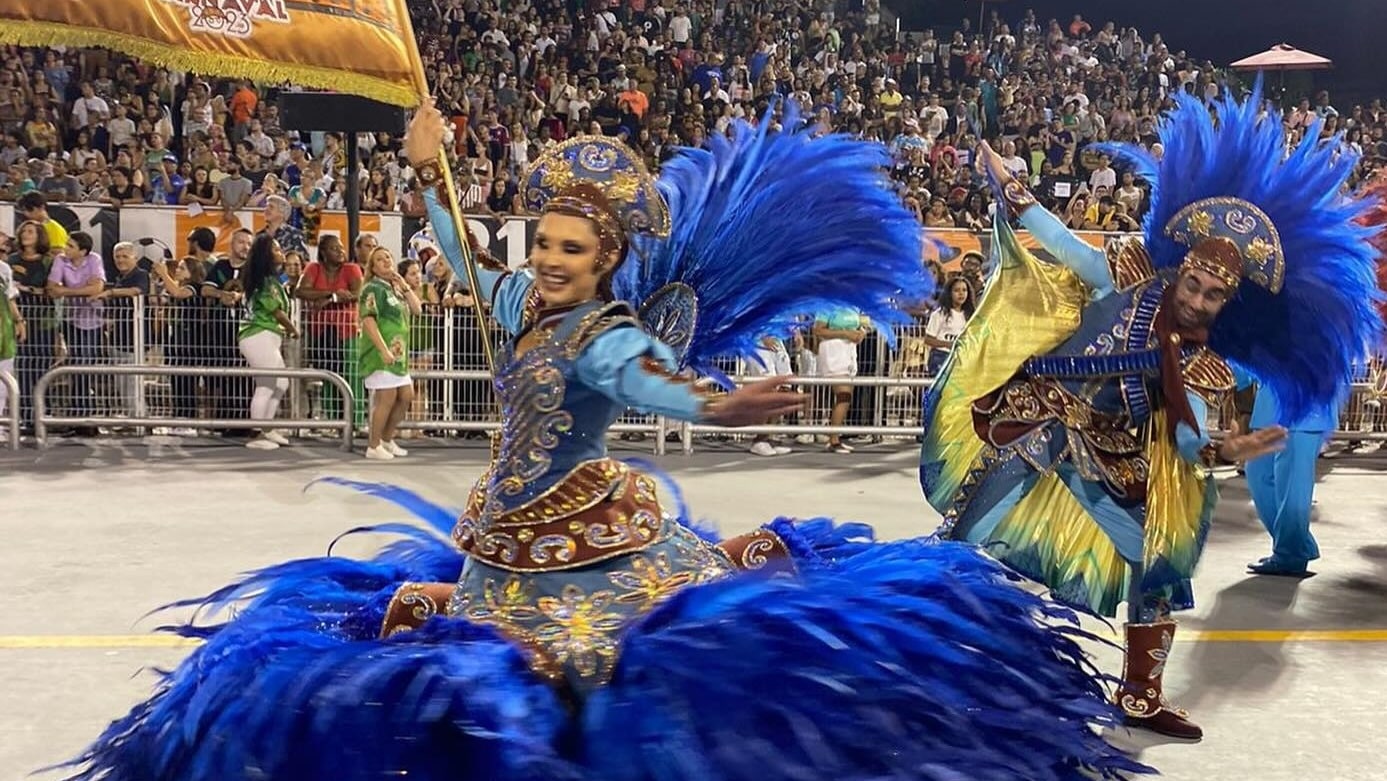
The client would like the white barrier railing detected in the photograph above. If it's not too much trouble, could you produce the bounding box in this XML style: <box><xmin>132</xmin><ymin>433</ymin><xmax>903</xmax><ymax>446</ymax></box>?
<box><xmin>1</xmin><ymin>370</ymin><xmax>17</xmax><ymax>450</ymax></box>
<box><xmin>32</xmin><ymin>365</ymin><xmax>355</xmax><ymax>450</ymax></box>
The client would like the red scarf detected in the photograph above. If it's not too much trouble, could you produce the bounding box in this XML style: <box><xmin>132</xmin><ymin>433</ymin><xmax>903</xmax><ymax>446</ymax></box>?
<box><xmin>1153</xmin><ymin>284</ymin><xmax>1208</xmax><ymax>436</ymax></box>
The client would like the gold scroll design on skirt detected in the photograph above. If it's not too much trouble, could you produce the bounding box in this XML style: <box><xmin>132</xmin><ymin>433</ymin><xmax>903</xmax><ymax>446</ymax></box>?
<box><xmin>453</xmin><ymin>459</ymin><xmax>668</xmax><ymax>572</ymax></box>
<box><xmin>982</xmin><ymin>377</ymin><xmax>1148</xmax><ymax>501</ymax></box>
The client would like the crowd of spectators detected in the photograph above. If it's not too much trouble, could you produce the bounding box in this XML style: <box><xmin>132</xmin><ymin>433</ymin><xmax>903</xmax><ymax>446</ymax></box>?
<box><xmin>0</xmin><ymin>0</ymin><xmax>1381</xmax><ymax>236</ymax></box>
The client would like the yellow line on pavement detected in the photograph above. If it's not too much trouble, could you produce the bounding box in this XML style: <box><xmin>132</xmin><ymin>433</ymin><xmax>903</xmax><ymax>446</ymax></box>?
<box><xmin>1178</xmin><ymin>629</ymin><xmax>1387</xmax><ymax>643</ymax></box>
<box><xmin>0</xmin><ymin>635</ymin><xmax>200</xmax><ymax>649</ymax></box>
<box><xmin>3</xmin><ymin>629</ymin><xmax>1387</xmax><ymax>650</ymax></box>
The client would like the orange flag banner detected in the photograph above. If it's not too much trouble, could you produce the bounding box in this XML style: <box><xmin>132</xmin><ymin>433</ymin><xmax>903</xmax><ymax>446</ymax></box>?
<box><xmin>0</xmin><ymin>0</ymin><xmax>427</xmax><ymax>107</ymax></box>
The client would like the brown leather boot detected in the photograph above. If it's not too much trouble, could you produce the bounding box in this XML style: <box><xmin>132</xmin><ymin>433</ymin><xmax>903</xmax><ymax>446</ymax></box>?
<box><xmin>1115</xmin><ymin>620</ymin><xmax>1204</xmax><ymax>741</ymax></box>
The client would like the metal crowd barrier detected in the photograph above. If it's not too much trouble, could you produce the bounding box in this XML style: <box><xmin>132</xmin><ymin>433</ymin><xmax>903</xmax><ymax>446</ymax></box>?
<box><xmin>9</xmin><ymin>292</ymin><xmax>1387</xmax><ymax>451</ymax></box>
<box><xmin>1</xmin><ymin>370</ymin><xmax>17</xmax><ymax>451</ymax></box>
<box><xmin>684</xmin><ymin>374</ymin><xmax>935</xmax><ymax>452</ymax></box>
<box><xmin>33</xmin><ymin>366</ymin><xmax>356</xmax><ymax>450</ymax></box>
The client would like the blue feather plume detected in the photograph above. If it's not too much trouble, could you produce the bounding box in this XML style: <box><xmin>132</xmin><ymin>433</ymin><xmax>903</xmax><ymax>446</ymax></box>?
<box><xmin>1093</xmin><ymin>79</ymin><xmax>1383</xmax><ymax>424</ymax></box>
<box><xmin>614</xmin><ymin>101</ymin><xmax>932</xmax><ymax>377</ymax></box>
<box><xmin>59</xmin><ymin>611</ymin><xmax>580</xmax><ymax>780</ymax></box>
<box><xmin>587</xmin><ymin>537</ymin><xmax>1151</xmax><ymax>781</ymax></box>
<box><xmin>60</xmin><ymin>479</ymin><xmax>1147</xmax><ymax>780</ymax></box>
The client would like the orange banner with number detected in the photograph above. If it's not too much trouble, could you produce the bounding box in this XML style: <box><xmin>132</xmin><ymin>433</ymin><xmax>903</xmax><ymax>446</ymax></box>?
<box><xmin>0</xmin><ymin>0</ymin><xmax>427</xmax><ymax>107</ymax></box>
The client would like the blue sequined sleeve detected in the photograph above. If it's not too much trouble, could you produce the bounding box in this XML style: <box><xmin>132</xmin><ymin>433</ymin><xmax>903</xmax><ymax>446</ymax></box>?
<box><xmin>423</xmin><ymin>188</ymin><xmax>533</xmax><ymax>333</ymax></box>
<box><xmin>1019</xmin><ymin>204</ymin><xmax>1114</xmax><ymax>297</ymax></box>
<box><xmin>576</xmin><ymin>325</ymin><xmax>709</xmax><ymax>420</ymax></box>
<box><xmin>1175</xmin><ymin>392</ymin><xmax>1212</xmax><ymax>463</ymax></box>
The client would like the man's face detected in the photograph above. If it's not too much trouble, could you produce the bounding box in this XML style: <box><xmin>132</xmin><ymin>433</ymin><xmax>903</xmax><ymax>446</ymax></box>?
<box><xmin>231</xmin><ymin>232</ymin><xmax>253</xmax><ymax>261</ymax></box>
<box><xmin>356</xmin><ymin>234</ymin><xmax>379</xmax><ymax>261</ymax></box>
<box><xmin>114</xmin><ymin>248</ymin><xmax>138</xmax><ymax>272</ymax></box>
<box><xmin>1171</xmin><ymin>266</ymin><xmax>1232</xmax><ymax>330</ymax></box>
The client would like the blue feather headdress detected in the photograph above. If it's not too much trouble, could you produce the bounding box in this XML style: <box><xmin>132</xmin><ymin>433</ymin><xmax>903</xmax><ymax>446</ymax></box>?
<box><xmin>613</xmin><ymin>101</ymin><xmax>931</xmax><ymax>380</ymax></box>
<box><xmin>1094</xmin><ymin>80</ymin><xmax>1383</xmax><ymax>424</ymax></box>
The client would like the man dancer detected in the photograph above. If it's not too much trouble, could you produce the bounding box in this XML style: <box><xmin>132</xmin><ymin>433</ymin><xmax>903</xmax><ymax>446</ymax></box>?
<box><xmin>921</xmin><ymin>86</ymin><xmax>1381</xmax><ymax>741</ymax></box>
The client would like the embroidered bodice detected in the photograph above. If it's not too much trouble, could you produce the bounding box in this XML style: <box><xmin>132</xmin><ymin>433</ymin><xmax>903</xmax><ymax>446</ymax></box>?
<box><xmin>484</xmin><ymin>301</ymin><xmax>632</xmax><ymax>518</ymax></box>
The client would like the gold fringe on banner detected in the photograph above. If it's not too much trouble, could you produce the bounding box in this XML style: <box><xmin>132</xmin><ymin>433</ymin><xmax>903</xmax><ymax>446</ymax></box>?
<box><xmin>0</xmin><ymin>19</ymin><xmax>422</xmax><ymax>108</ymax></box>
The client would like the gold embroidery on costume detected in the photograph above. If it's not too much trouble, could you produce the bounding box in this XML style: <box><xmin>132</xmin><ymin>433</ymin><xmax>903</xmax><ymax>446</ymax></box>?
<box><xmin>1180</xmin><ymin>348</ymin><xmax>1235</xmax><ymax>406</ymax></box>
<box><xmin>532</xmin><ymin>585</ymin><xmax>626</xmax><ymax>678</ymax></box>
<box><xmin>454</xmin><ymin>460</ymin><xmax>672</xmax><ymax>572</ymax></box>
<box><xmin>608</xmin><ymin>553</ymin><xmax>697</xmax><ymax>610</ymax></box>
<box><xmin>637</xmin><ymin>356</ymin><xmax>721</xmax><ymax>400</ymax></box>
<box><xmin>492</xmin><ymin>360</ymin><xmax>573</xmax><ymax>504</ymax></box>
<box><xmin>380</xmin><ymin>581</ymin><xmax>447</xmax><ymax>638</ymax></box>
<box><xmin>1105</xmin><ymin>238</ymin><xmax>1156</xmax><ymax>292</ymax></box>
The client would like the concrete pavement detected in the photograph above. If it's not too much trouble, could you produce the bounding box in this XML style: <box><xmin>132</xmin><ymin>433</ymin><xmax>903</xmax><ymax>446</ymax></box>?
<box><xmin>2</xmin><ymin>437</ymin><xmax>1384</xmax><ymax>780</ymax></box>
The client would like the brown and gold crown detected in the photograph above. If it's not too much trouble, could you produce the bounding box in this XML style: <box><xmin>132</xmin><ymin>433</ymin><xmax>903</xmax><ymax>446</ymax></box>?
<box><xmin>1165</xmin><ymin>197</ymin><xmax>1284</xmax><ymax>292</ymax></box>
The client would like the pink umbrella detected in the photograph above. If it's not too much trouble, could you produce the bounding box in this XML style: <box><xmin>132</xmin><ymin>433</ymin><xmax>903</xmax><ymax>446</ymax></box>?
<box><xmin>1230</xmin><ymin>43</ymin><xmax>1333</xmax><ymax>72</ymax></box>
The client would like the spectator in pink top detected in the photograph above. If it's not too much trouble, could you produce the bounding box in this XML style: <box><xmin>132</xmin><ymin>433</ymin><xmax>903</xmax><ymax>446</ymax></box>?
<box><xmin>45</xmin><ymin>230</ymin><xmax>105</xmax><ymax>424</ymax></box>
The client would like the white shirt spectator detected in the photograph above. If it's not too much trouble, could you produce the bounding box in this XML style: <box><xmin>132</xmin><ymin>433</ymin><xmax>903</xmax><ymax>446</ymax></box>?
<box><xmin>108</xmin><ymin>114</ymin><xmax>136</xmax><ymax>149</ymax></box>
<box><xmin>704</xmin><ymin>86</ymin><xmax>730</xmax><ymax>103</ymax></box>
<box><xmin>925</xmin><ymin>307</ymin><xmax>968</xmax><ymax>345</ymax></box>
<box><xmin>248</xmin><ymin>130</ymin><xmax>275</xmax><ymax>159</ymax></box>
<box><xmin>668</xmin><ymin>13</ymin><xmax>691</xmax><ymax>44</ymax></box>
<box><xmin>596</xmin><ymin>10</ymin><xmax>618</xmax><ymax>38</ymax></box>
<box><xmin>1001</xmin><ymin>153</ymin><xmax>1029</xmax><ymax>179</ymax></box>
<box><xmin>71</xmin><ymin>94</ymin><xmax>109</xmax><ymax>129</ymax></box>
<box><xmin>182</xmin><ymin>95</ymin><xmax>212</xmax><ymax>137</ymax></box>
<box><xmin>1089</xmin><ymin>164</ymin><xmax>1117</xmax><ymax>191</ymax></box>
<box><xmin>920</xmin><ymin>104</ymin><xmax>949</xmax><ymax>140</ymax></box>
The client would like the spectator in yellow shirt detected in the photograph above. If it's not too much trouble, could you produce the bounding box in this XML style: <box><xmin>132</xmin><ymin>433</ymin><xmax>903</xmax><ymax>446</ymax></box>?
<box><xmin>880</xmin><ymin>78</ymin><xmax>904</xmax><ymax>118</ymax></box>
<box><xmin>1081</xmin><ymin>194</ymin><xmax>1119</xmax><ymax>231</ymax></box>
<box><xmin>17</xmin><ymin>192</ymin><xmax>67</xmax><ymax>251</ymax></box>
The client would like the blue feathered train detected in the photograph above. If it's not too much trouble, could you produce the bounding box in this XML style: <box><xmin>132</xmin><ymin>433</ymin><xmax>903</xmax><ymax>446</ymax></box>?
<box><xmin>614</xmin><ymin>101</ymin><xmax>931</xmax><ymax>379</ymax></box>
<box><xmin>1094</xmin><ymin>79</ymin><xmax>1383</xmax><ymax>424</ymax></box>
<box><xmin>56</xmin><ymin>478</ymin><xmax>1151</xmax><ymax>781</ymax></box>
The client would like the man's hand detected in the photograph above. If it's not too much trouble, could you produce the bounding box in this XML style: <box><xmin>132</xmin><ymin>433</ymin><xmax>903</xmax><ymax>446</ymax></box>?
<box><xmin>1218</xmin><ymin>421</ymin><xmax>1288</xmax><ymax>462</ymax></box>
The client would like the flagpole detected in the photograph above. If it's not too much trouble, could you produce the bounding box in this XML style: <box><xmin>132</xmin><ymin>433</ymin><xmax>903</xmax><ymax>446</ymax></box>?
<box><xmin>434</xmin><ymin>146</ymin><xmax>499</xmax><ymax>379</ymax></box>
<box><xmin>394</xmin><ymin>14</ymin><xmax>499</xmax><ymax>381</ymax></box>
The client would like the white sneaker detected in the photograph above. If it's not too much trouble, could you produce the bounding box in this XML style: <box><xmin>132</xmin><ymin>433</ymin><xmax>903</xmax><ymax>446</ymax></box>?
<box><xmin>263</xmin><ymin>430</ymin><xmax>291</xmax><ymax>446</ymax></box>
<box><xmin>245</xmin><ymin>437</ymin><xmax>279</xmax><ymax>450</ymax></box>
<box><xmin>365</xmin><ymin>445</ymin><xmax>395</xmax><ymax>460</ymax></box>
<box><xmin>171</xmin><ymin>427</ymin><xmax>199</xmax><ymax>437</ymax></box>
<box><xmin>772</xmin><ymin>445</ymin><xmax>793</xmax><ymax>455</ymax></box>
<box><xmin>795</xmin><ymin>434</ymin><xmax>815</xmax><ymax>445</ymax></box>
<box><xmin>383</xmin><ymin>440</ymin><xmax>408</xmax><ymax>457</ymax></box>
<box><xmin>749</xmin><ymin>440</ymin><xmax>778</xmax><ymax>457</ymax></box>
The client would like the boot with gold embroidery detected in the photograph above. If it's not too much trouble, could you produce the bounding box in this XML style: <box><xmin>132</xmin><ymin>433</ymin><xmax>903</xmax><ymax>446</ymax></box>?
<box><xmin>1115</xmin><ymin>620</ymin><xmax>1203</xmax><ymax>741</ymax></box>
